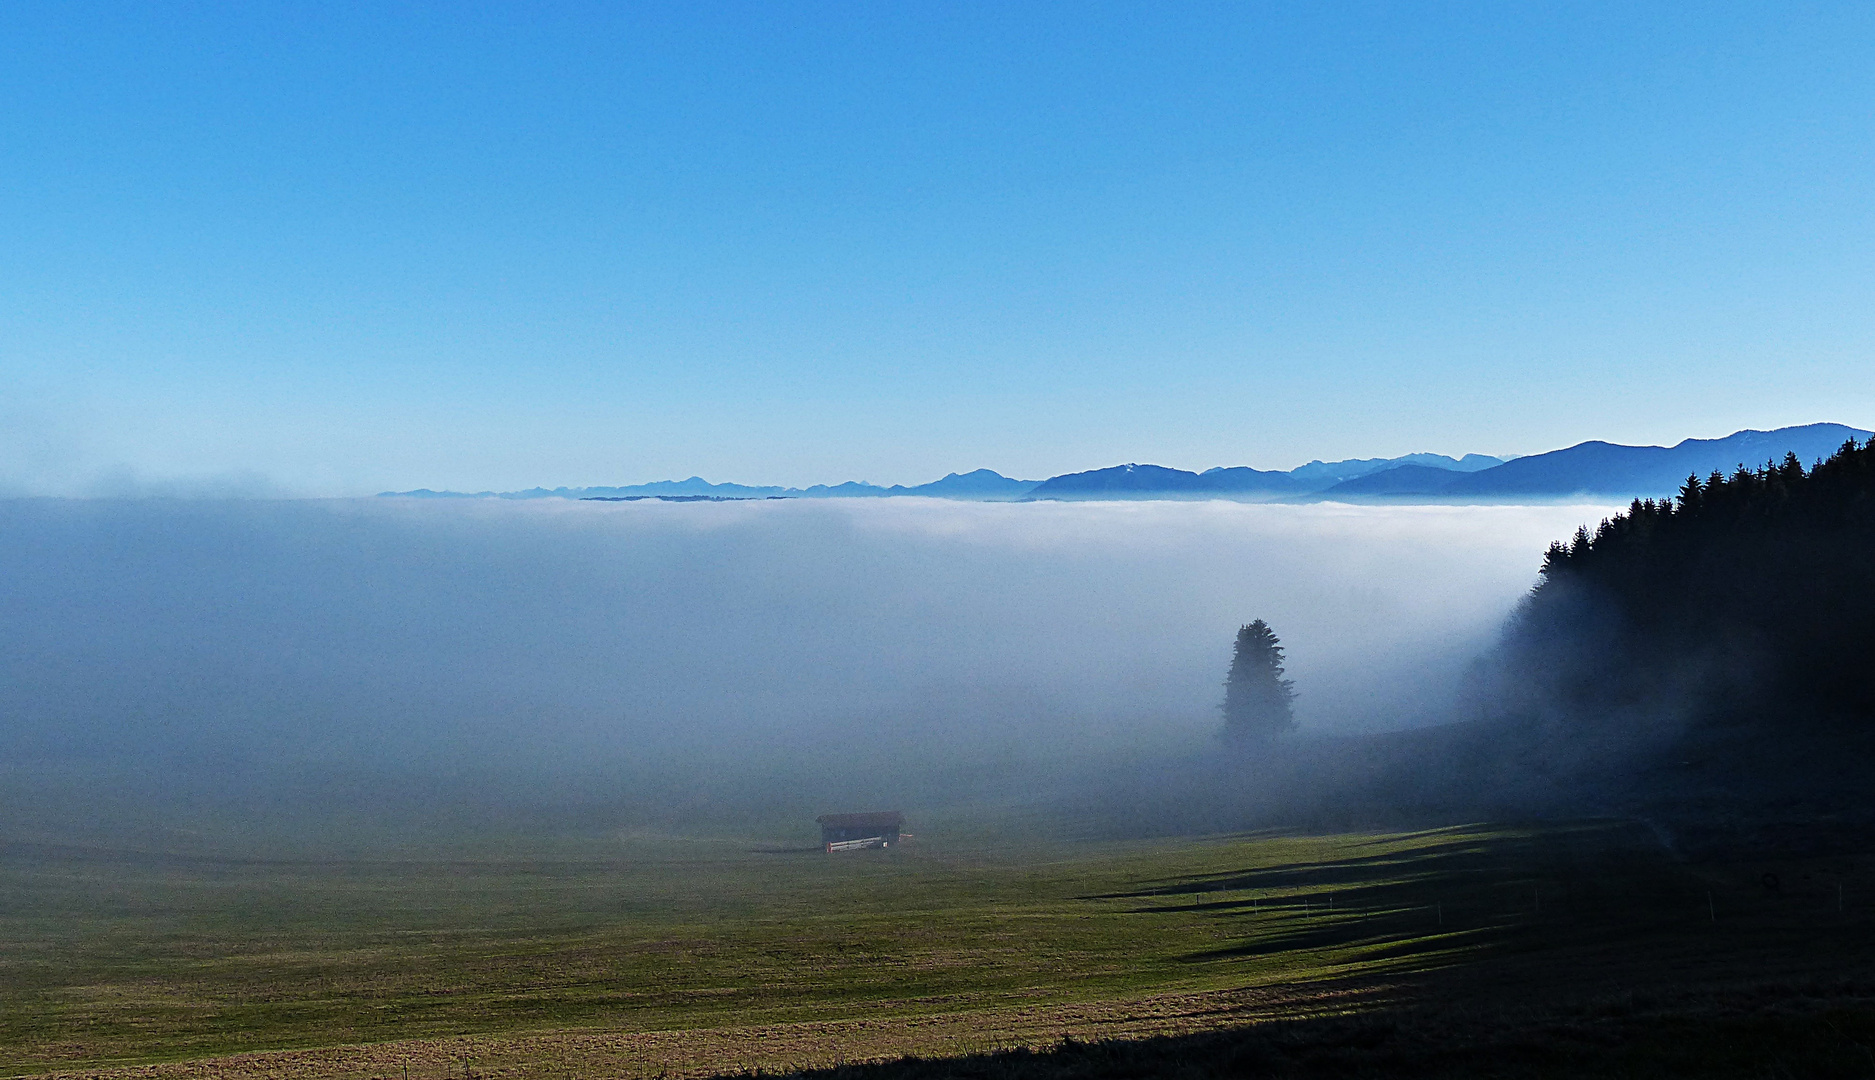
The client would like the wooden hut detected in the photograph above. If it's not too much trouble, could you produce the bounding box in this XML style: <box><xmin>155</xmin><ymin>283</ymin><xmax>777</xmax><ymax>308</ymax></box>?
<box><xmin>816</xmin><ymin>811</ymin><xmax>904</xmax><ymax>851</ymax></box>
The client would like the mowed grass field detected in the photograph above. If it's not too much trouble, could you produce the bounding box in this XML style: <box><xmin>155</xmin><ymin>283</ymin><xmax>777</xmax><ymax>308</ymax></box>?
<box><xmin>4</xmin><ymin>820</ymin><xmax>1875</xmax><ymax>1078</ymax></box>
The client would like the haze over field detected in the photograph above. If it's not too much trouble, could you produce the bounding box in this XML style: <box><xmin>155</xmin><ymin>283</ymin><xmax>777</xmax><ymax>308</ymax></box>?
<box><xmin>10</xmin><ymin>6</ymin><xmax>1875</xmax><ymax>1076</ymax></box>
<box><xmin>0</xmin><ymin>496</ymin><xmax>1614</xmax><ymax>839</ymax></box>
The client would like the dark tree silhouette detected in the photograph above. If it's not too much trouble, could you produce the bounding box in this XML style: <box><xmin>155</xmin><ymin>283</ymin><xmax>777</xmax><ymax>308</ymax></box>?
<box><xmin>1223</xmin><ymin>619</ymin><xmax>1297</xmax><ymax>741</ymax></box>
<box><xmin>1504</xmin><ymin>436</ymin><xmax>1875</xmax><ymax>724</ymax></box>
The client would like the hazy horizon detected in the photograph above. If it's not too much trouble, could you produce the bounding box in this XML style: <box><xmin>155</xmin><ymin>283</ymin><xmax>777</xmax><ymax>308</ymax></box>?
<box><xmin>0</xmin><ymin>495</ymin><xmax>1618</xmax><ymax>845</ymax></box>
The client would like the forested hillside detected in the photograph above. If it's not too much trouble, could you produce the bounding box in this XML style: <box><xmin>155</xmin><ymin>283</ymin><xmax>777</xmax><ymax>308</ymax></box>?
<box><xmin>1499</xmin><ymin>436</ymin><xmax>1875</xmax><ymax>730</ymax></box>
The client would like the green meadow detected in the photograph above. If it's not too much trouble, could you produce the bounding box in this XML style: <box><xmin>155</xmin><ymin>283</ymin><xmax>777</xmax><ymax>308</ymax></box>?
<box><xmin>3</xmin><ymin>820</ymin><xmax>1874</xmax><ymax>1078</ymax></box>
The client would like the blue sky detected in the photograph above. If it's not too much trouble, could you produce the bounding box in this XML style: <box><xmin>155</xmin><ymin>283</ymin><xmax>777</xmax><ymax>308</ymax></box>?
<box><xmin>4</xmin><ymin>2</ymin><xmax>1873</xmax><ymax>495</ymax></box>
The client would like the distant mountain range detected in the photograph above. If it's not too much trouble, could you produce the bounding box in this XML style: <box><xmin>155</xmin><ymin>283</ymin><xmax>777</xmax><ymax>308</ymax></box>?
<box><xmin>388</xmin><ymin>467</ymin><xmax>1040</xmax><ymax>502</ymax></box>
<box><xmin>1022</xmin><ymin>451</ymin><xmax>1505</xmax><ymax>498</ymax></box>
<box><xmin>1312</xmin><ymin>423</ymin><xmax>1869</xmax><ymax>500</ymax></box>
<box><xmin>382</xmin><ymin>423</ymin><xmax>1870</xmax><ymax>505</ymax></box>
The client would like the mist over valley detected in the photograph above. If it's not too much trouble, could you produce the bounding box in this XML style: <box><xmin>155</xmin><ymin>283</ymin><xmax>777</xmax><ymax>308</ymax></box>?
<box><xmin>11</xmin><ymin>5</ymin><xmax>1875</xmax><ymax>1072</ymax></box>
<box><xmin>1</xmin><ymin>495</ymin><xmax>1617</xmax><ymax>848</ymax></box>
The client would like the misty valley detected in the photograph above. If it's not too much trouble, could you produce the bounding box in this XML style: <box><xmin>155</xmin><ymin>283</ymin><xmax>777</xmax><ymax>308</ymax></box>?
<box><xmin>14</xmin><ymin>2</ymin><xmax>1875</xmax><ymax>1074</ymax></box>
<box><xmin>5</xmin><ymin>438</ymin><xmax>1875</xmax><ymax>1078</ymax></box>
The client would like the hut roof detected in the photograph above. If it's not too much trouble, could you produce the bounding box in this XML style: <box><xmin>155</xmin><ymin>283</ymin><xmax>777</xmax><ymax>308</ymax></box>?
<box><xmin>815</xmin><ymin>811</ymin><xmax>905</xmax><ymax>830</ymax></box>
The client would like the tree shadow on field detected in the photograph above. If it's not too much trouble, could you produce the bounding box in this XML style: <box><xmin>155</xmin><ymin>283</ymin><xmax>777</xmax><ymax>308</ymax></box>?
<box><xmin>1094</xmin><ymin>820</ymin><xmax>1875</xmax><ymax>1001</ymax></box>
<box><xmin>764</xmin><ymin>820</ymin><xmax>1875</xmax><ymax>1079</ymax></box>
<box><xmin>1077</xmin><ymin>825</ymin><xmax>1654</xmax><ymax>975</ymax></box>
<box><xmin>763</xmin><ymin>986</ymin><xmax>1875</xmax><ymax>1079</ymax></box>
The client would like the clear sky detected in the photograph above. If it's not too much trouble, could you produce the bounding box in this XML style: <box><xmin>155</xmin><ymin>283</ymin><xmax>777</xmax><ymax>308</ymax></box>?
<box><xmin>4</xmin><ymin>2</ymin><xmax>1873</xmax><ymax>495</ymax></box>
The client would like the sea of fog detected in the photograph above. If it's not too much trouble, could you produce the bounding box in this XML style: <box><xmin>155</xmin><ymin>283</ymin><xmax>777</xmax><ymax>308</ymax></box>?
<box><xmin>0</xmin><ymin>496</ymin><xmax>1620</xmax><ymax>838</ymax></box>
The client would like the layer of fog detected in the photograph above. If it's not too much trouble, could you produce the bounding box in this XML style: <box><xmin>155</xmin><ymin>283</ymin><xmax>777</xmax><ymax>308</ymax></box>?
<box><xmin>0</xmin><ymin>496</ymin><xmax>1616</xmax><ymax>841</ymax></box>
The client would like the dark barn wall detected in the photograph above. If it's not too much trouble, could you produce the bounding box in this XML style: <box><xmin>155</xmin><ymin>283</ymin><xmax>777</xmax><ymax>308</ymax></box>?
<box><xmin>821</xmin><ymin>824</ymin><xmax>901</xmax><ymax>844</ymax></box>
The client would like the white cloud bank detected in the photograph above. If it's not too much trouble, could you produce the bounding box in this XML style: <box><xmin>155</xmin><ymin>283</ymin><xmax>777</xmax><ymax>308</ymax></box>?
<box><xmin>1</xmin><ymin>496</ymin><xmax>1618</xmax><ymax>791</ymax></box>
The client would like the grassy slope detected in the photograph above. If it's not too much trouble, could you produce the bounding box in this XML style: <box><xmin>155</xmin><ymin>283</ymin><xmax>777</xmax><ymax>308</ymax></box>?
<box><xmin>3</xmin><ymin>821</ymin><xmax>1874</xmax><ymax>1077</ymax></box>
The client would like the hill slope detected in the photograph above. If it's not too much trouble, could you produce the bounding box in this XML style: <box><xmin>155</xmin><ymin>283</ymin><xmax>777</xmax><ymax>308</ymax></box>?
<box><xmin>1024</xmin><ymin>463</ymin><xmax>1306</xmax><ymax>497</ymax></box>
<box><xmin>1442</xmin><ymin>423</ymin><xmax>1868</xmax><ymax>498</ymax></box>
<box><xmin>1512</xmin><ymin>432</ymin><xmax>1875</xmax><ymax>713</ymax></box>
<box><xmin>1317</xmin><ymin>464</ymin><xmax>1468</xmax><ymax>496</ymax></box>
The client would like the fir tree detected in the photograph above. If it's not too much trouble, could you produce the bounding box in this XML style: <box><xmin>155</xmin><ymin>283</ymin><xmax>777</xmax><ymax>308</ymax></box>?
<box><xmin>1222</xmin><ymin>619</ymin><xmax>1297</xmax><ymax>741</ymax></box>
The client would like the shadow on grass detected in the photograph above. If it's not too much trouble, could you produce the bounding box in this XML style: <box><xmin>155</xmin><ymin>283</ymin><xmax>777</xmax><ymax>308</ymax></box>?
<box><xmin>758</xmin><ymin>982</ymin><xmax>1875</xmax><ymax>1079</ymax></box>
<box><xmin>761</xmin><ymin>821</ymin><xmax>1875</xmax><ymax>1078</ymax></box>
<box><xmin>1077</xmin><ymin>823</ymin><xmax>1708</xmax><ymax>974</ymax></box>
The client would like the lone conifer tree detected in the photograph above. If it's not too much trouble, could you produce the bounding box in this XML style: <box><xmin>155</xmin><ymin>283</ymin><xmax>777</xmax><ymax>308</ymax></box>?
<box><xmin>1222</xmin><ymin>620</ymin><xmax>1296</xmax><ymax>741</ymax></box>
